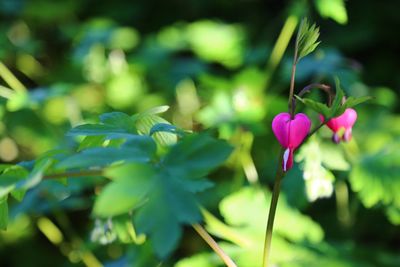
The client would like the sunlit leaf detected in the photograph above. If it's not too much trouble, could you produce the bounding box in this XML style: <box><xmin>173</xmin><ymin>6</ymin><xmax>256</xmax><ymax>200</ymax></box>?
<box><xmin>315</xmin><ymin>0</ymin><xmax>348</xmax><ymax>25</ymax></box>
<box><xmin>295</xmin><ymin>95</ymin><xmax>330</xmax><ymax>117</ymax></box>
<box><xmin>349</xmin><ymin>145</ymin><xmax>400</xmax><ymax>208</ymax></box>
<box><xmin>135</xmin><ymin>114</ymin><xmax>177</xmax><ymax>147</ymax></box>
<box><xmin>296</xmin><ymin>138</ymin><xmax>335</xmax><ymax>201</ymax></box>
<box><xmin>94</xmin><ymin>163</ymin><xmax>156</xmax><ymax>217</ymax></box>
<box><xmin>296</xmin><ymin>18</ymin><xmax>321</xmax><ymax>62</ymax></box>
<box><xmin>56</xmin><ymin>136</ymin><xmax>156</xmax><ymax>169</ymax></box>
<box><xmin>163</xmin><ymin>134</ymin><xmax>233</xmax><ymax>178</ymax></box>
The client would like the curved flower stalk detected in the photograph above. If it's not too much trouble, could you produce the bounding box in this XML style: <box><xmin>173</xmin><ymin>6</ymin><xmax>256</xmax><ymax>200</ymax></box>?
<box><xmin>272</xmin><ymin>112</ymin><xmax>311</xmax><ymax>171</ymax></box>
<box><xmin>320</xmin><ymin>108</ymin><xmax>357</xmax><ymax>143</ymax></box>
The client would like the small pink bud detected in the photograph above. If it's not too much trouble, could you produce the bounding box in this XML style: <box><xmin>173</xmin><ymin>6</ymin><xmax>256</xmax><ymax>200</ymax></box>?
<box><xmin>272</xmin><ymin>113</ymin><xmax>311</xmax><ymax>172</ymax></box>
<box><xmin>320</xmin><ymin>108</ymin><xmax>357</xmax><ymax>143</ymax></box>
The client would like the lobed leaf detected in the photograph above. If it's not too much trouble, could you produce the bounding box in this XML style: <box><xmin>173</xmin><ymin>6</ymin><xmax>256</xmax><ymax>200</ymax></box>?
<box><xmin>296</xmin><ymin>18</ymin><xmax>321</xmax><ymax>62</ymax></box>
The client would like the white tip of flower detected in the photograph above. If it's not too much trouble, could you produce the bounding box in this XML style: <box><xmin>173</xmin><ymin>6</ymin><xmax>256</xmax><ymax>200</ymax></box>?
<box><xmin>283</xmin><ymin>148</ymin><xmax>290</xmax><ymax>171</ymax></box>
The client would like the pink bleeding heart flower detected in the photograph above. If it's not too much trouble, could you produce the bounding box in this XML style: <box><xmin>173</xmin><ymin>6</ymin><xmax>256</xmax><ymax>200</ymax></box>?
<box><xmin>320</xmin><ymin>108</ymin><xmax>357</xmax><ymax>143</ymax></box>
<box><xmin>272</xmin><ymin>113</ymin><xmax>311</xmax><ymax>172</ymax></box>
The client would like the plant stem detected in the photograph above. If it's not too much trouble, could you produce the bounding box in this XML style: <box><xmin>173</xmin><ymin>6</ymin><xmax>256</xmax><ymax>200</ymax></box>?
<box><xmin>264</xmin><ymin>15</ymin><xmax>299</xmax><ymax>90</ymax></box>
<box><xmin>43</xmin><ymin>170</ymin><xmax>103</xmax><ymax>179</ymax></box>
<box><xmin>297</xmin><ymin>83</ymin><xmax>333</xmax><ymax>106</ymax></box>
<box><xmin>288</xmin><ymin>37</ymin><xmax>299</xmax><ymax>117</ymax></box>
<box><xmin>0</xmin><ymin>61</ymin><xmax>27</xmax><ymax>93</ymax></box>
<box><xmin>262</xmin><ymin>149</ymin><xmax>285</xmax><ymax>267</ymax></box>
<box><xmin>192</xmin><ymin>223</ymin><xmax>237</xmax><ymax>267</ymax></box>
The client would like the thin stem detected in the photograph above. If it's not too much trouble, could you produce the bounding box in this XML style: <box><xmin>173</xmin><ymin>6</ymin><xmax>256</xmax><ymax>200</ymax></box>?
<box><xmin>262</xmin><ymin>149</ymin><xmax>285</xmax><ymax>267</ymax></box>
<box><xmin>43</xmin><ymin>170</ymin><xmax>103</xmax><ymax>179</ymax></box>
<box><xmin>192</xmin><ymin>223</ymin><xmax>237</xmax><ymax>267</ymax></box>
<box><xmin>288</xmin><ymin>51</ymin><xmax>298</xmax><ymax>117</ymax></box>
<box><xmin>297</xmin><ymin>83</ymin><xmax>333</xmax><ymax>106</ymax></box>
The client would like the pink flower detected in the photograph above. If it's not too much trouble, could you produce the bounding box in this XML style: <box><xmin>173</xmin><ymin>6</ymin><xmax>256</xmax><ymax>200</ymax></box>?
<box><xmin>320</xmin><ymin>108</ymin><xmax>357</xmax><ymax>143</ymax></box>
<box><xmin>272</xmin><ymin>113</ymin><xmax>311</xmax><ymax>171</ymax></box>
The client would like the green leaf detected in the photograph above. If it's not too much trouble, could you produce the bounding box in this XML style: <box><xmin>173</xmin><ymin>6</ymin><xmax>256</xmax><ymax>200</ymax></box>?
<box><xmin>331</xmin><ymin>77</ymin><xmax>345</xmax><ymax>117</ymax></box>
<box><xmin>386</xmin><ymin>206</ymin><xmax>400</xmax><ymax>225</ymax></box>
<box><xmin>136</xmin><ymin>105</ymin><xmax>170</xmax><ymax>116</ymax></box>
<box><xmin>163</xmin><ymin>134</ymin><xmax>233</xmax><ymax>178</ymax></box>
<box><xmin>218</xmin><ymin>187</ymin><xmax>324</xmax><ymax>243</ymax></box>
<box><xmin>134</xmin><ymin>174</ymin><xmax>201</xmax><ymax>258</ymax></box>
<box><xmin>93</xmin><ymin>163</ymin><xmax>156</xmax><ymax>217</ymax></box>
<box><xmin>136</xmin><ymin>114</ymin><xmax>177</xmax><ymax>147</ymax></box>
<box><xmin>315</xmin><ymin>0</ymin><xmax>348</xmax><ymax>25</ymax></box>
<box><xmin>56</xmin><ymin>136</ymin><xmax>156</xmax><ymax>169</ymax></box>
<box><xmin>100</xmin><ymin>112</ymin><xmax>136</xmax><ymax>133</ymax></box>
<box><xmin>69</xmin><ymin>112</ymin><xmax>137</xmax><ymax>137</ymax></box>
<box><xmin>68</xmin><ymin>124</ymin><xmax>132</xmax><ymax>137</ymax></box>
<box><xmin>0</xmin><ymin>166</ymin><xmax>29</xmax><ymax>198</ymax></box>
<box><xmin>78</xmin><ymin>135</ymin><xmax>106</xmax><ymax>151</ymax></box>
<box><xmin>111</xmin><ymin>214</ymin><xmax>145</xmax><ymax>244</ymax></box>
<box><xmin>341</xmin><ymin>96</ymin><xmax>372</xmax><ymax>112</ymax></box>
<box><xmin>296</xmin><ymin>18</ymin><xmax>321</xmax><ymax>62</ymax></box>
<box><xmin>16</xmin><ymin>159</ymin><xmax>53</xmax><ymax>190</ymax></box>
<box><xmin>350</xmin><ymin>145</ymin><xmax>400</xmax><ymax>208</ymax></box>
<box><xmin>0</xmin><ymin>195</ymin><xmax>8</xmax><ymax>230</ymax></box>
<box><xmin>149</xmin><ymin>123</ymin><xmax>186</xmax><ymax>137</ymax></box>
<box><xmin>295</xmin><ymin>95</ymin><xmax>330</xmax><ymax>118</ymax></box>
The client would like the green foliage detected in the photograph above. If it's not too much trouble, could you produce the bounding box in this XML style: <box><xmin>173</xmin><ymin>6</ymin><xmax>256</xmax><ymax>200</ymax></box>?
<box><xmin>296</xmin><ymin>138</ymin><xmax>336</xmax><ymax>201</ymax></box>
<box><xmin>296</xmin><ymin>18</ymin><xmax>321</xmax><ymax>62</ymax></box>
<box><xmin>94</xmin><ymin>164</ymin><xmax>155</xmax><ymax>217</ymax></box>
<box><xmin>295</xmin><ymin>95</ymin><xmax>331</xmax><ymax>117</ymax></box>
<box><xmin>0</xmin><ymin>195</ymin><xmax>8</xmax><ymax>230</ymax></box>
<box><xmin>350</xmin><ymin>145</ymin><xmax>400</xmax><ymax>209</ymax></box>
<box><xmin>0</xmin><ymin>0</ymin><xmax>399</xmax><ymax>265</ymax></box>
<box><xmin>296</xmin><ymin>78</ymin><xmax>371</xmax><ymax>119</ymax></box>
<box><xmin>314</xmin><ymin>0</ymin><xmax>348</xmax><ymax>25</ymax></box>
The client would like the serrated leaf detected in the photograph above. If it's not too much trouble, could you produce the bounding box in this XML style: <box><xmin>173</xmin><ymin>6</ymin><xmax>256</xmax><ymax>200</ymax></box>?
<box><xmin>94</xmin><ymin>163</ymin><xmax>156</xmax><ymax>217</ymax></box>
<box><xmin>296</xmin><ymin>18</ymin><xmax>321</xmax><ymax>62</ymax></box>
<box><xmin>350</xmin><ymin>146</ymin><xmax>400</xmax><ymax>208</ymax></box>
<box><xmin>295</xmin><ymin>95</ymin><xmax>330</xmax><ymax>117</ymax></box>
<box><xmin>315</xmin><ymin>0</ymin><xmax>348</xmax><ymax>25</ymax></box>
<box><xmin>136</xmin><ymin>114</ymin><xmax>177</xmax><ymax>147</ymax></box>
<box><xmin>134</xmin><ymin>174</ymin><xmax>201</xmax><ymax>258</ymax></box>
<box><xmin>163</xmin><ymin>134</ymin><xmax>233</xmax><ymax>178</ymax></box>
<box><xmin>0</xmin><ymin>195</ymin><xmax>8</xmax><ymax>230</ymax></box>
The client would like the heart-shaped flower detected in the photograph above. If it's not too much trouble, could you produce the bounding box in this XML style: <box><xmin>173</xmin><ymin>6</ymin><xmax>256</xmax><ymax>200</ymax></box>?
<box><xmin>272</xmin><ymin>113</ymin><xmax>311</xmax><ymax>171</ymax></box>
<box><xmin>320</xmin><ymin>108</ymin><xmax>357</xmax><ymax>143</ymax></box>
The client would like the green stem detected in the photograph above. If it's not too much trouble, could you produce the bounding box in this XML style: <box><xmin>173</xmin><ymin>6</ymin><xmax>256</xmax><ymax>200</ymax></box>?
<box><xmin>262</xmin><ymin>149</ymin><xmax>285</xmax><ymax>267</ymax></box>
<box><xmin>192</xmin><ymin>223</ymin><xmax>238</xmax><ymax>267</ymax></box>
<box><xmin>43</xmin><ymin>170</ymin><xmax>103</xmax><ymax>179</ymax></box>
<box><xmin>0</xmin><ymin>61</ymin><xmax>27</xmax><ymax>93</ymax></box>
<box><xmin>288</xmin><ymin>36</ymin><xmax>299</xmax><ymax>117</ymax></box>
<box><xmin>264</xmin><ymin>15</ymin><xmax>299</xmax><ymax>90</ymax></box>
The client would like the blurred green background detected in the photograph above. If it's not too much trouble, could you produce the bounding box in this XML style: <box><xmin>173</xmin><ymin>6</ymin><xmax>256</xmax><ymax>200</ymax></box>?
<box><xmin>0</xmin><ymin>0</ymin><xmax>399</xmax><ymax>266</ymax></box>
